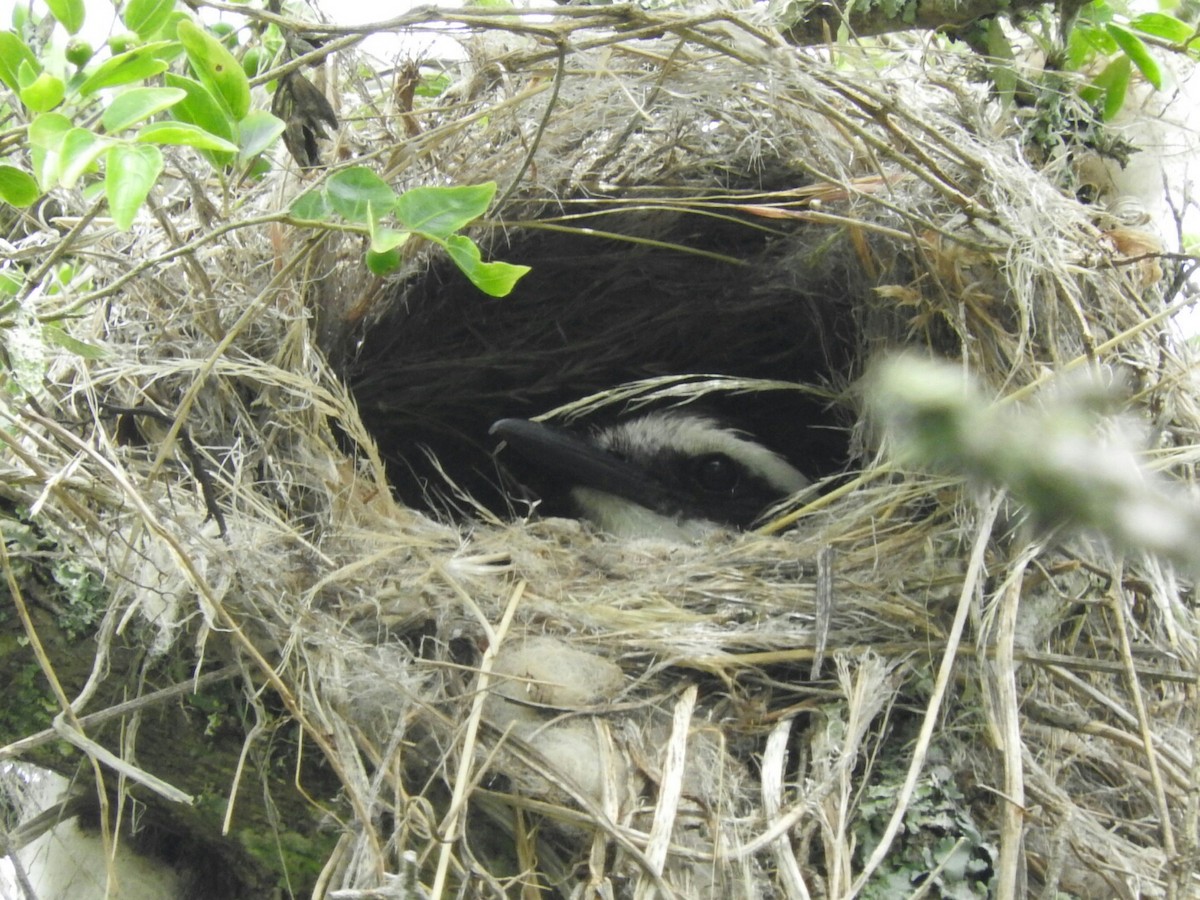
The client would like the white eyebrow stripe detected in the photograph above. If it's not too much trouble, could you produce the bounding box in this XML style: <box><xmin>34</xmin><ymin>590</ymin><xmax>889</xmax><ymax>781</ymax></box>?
<box><xmin>594</xmin><ymin>412</ymin><xmax>810</xmax><ymax>495</ymax></box>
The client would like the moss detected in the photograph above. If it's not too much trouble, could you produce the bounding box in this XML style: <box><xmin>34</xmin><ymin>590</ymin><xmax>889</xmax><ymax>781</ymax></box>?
<box><xmin>50</xmin><ymin>558</ymin><xmax>107</xmax><ymax>640</ymax></box>
<box><xmin>855</xmin><ymin>757</ymin><xmax>997</xmax><ymax>898</ymax></box>
<box><xmin>236</xmin><ymin>820</ymin><xmax>338</xmax><ymax>893</ymax></box>
<box><xmin>1</xmin><ymin>505</ymin><xmax>107</xmax><ymax>640</ymax></box>
<box><xmin>0</xmin><ymin>659</ymin><xmax>54</xmax><ymax>740</ymax></box>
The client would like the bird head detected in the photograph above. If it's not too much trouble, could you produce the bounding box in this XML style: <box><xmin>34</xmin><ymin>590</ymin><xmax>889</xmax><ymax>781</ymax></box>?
<box><xmin>491</xmin><ymin>411</ymin><xmax>809</xmax><ymax>539</ymax></box>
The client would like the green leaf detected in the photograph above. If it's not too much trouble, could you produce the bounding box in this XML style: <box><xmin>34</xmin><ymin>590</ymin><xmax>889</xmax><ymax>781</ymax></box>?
<box><xmin>135</xmin><ymin>121</ymin><xmax>239</xmax><ymax>152</ymax></box>
<box><xmin>289</xmin><ymin>189</ymin><xmax>329</xmax><ymax>220</ymax></box>
<box><xmin>44</xmin><ymin>0</ymin><xmax>85</xmax><ymax>35</ymax></box>
<box><xmin>123</xmin><ymin>0</ymin><xmax>174</xmax><ymax>39</ymax></box>
<box><xmin>163</xmin><ymin>73</ymin><xmax>235</xmax><ymax>140</ymax></box>
<box><xmin>1106</xmin><ymin>23</ymin><xmax>1163</xmax><ymax>90</ymax></box>
<box><xmin>176</xmin><ymin>19</ymin><xmax>250</xmax><ymax>121</ymax></box>
<box><xmin>236</xmin><ymin>110</ymin><xmax>285</xmax><ymax>162</ymax></box>
<box><xmin>1084</xmin><ymin>55</ymin><xmax>1132</xmax><ymax>120</ymax></box>
<box><xmin>0</xmin><ymin>31</ymin><xmax>39</xmax><ymax>92</ymax></box>
<box><xmin>163</xmin><ymin>72</ymin><xmax>236</xmax><ymax>167</ymax></box>
<box><xmin>16</xmin><ymin>59</ymin><xmax>37</xmax><ymax>89</ymax></box>
<box><xmin>79</xmin><ymin>42</ymin><xmax>174</xmax><ymax>95</ymax></box>
<box><xmin>1103</xmin><ymin>60</ymin><xmax>1131</xmax><ymax>119</ymax></box>
<box><xmin>415</xmin><ymin>72</ymin><xmax>451</xmax><ymax>97</ymax></box>
<box><xmin>81</xmin><ymin>180</ymin><xmax>106</xmax><ymax>203</ymax></box>
<box><xmin>59</xmin><ymin>128</ymin><xmax>110</xmax><ymax>187</ymax></box>
<box><xmin>244</xmin><ymin>156</ymin><xmax>271</xmax><ymax>180</ymax></box>
<box><xmin>43</xmin><ymin>323</ymin><xmax>106</xmax><ymax>358</ymax></box>
<box><xmin>0</xmin><ymin>165</ymin><xmax>39</xmax><ymax>207</ymax></box>
<box><xmin>106</xmin><ymin>143</ymin><xmax>162</xmax><ymax>230</ymax></box>
<box><xmin>29</xmin><ymin>113</ymin><xmax>73</xmax><ymax>150</ymax></box>
<box><xmin>366</xmin><ymin>247</ymin><xmax>403</xmax><ymax>276</ymax></box>
<box><xmin>326</xmin><ymin>167</ymin><xmax>396</xmax><ymax>223</ymax></box>
<box><xmin>1070</xmin><ymin>25</ymin><xmax>1118</xmax><ymax>68</ymax></box>
<box><xmin>443</xmin><ymin>235</ymin><xmax>529</xmax><ymax>297</ymax></box>
<box><xmin>103</xmin><ymin>87</ymin><xmax>186</xmax><ymax>132</ymax></box>
<box><xmin>367</xmin><ymin>217</ymin><xmax>411</xmax><ymax>254</ymax></box>
<box><xmin>0</xmin><ymin>270</ymin><xmax>22</xmax><ymax>296</ymax></box>
<box><xmin>1129</xmin><ymin>12</ymin><xmax>1194</xmax><ymax>44</ymax></box>
<box><xmin>1065</xmin><ymin>28</ymin><xmax>1094</xmax><ymax>71</ymax></box>
<box><xmin>28</xmin><ymin>113</ymin><xmax>72</xmax><ymax>187</ymax></box>
<box><xmin>395</xmin><ymin>182</ymin><xmax>496</xmax><ymax>240</ymax></box>
<box><xmin>19</xmin><ymin>72</ymin><xmax>65</xmax><ymax>112</ymax></box>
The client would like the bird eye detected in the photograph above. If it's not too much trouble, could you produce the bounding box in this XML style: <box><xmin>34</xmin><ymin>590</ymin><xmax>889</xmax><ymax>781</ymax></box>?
<box><xmin>691</xmin><ymin>453</ymin><xmax>739</xmax><ymax>493</ymax></box>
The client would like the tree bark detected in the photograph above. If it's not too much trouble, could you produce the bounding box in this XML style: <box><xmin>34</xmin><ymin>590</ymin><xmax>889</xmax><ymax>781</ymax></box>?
<box><xmin>779</xmin><ymin>0</ymin><xmax>1052</xmax><ymax>45</ymax></box>
<box><xmin>0</xmin><ymin>599</ymin><xmax>335</xmax><ymax>897</ymax></box>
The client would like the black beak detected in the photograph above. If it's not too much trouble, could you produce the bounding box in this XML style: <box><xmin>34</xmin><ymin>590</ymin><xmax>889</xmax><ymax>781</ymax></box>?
<box><xmin>490</xmin><ymin>418</ymin><xmax>673</xmax><ymax>511</ymax></box>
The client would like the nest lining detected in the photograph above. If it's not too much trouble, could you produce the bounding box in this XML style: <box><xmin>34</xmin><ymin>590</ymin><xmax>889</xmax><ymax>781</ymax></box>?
<box><xmin>2</xmin><ymin>7</ymin><xmax>1198</xmax><ymax>899</ymax></box>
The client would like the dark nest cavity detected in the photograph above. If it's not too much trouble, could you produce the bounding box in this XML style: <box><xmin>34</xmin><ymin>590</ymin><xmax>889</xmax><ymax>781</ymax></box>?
<box><xmin>335</xmin><ymin>197</ymin><xmax>878</xmax><ymax>520</ymax></box>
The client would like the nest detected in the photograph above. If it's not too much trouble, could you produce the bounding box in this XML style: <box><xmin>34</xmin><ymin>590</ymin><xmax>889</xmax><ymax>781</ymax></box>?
<box><xmin>3</xmin><ymin>6</ymin><xmax>1198</xmax><ymax>898</ymax></box>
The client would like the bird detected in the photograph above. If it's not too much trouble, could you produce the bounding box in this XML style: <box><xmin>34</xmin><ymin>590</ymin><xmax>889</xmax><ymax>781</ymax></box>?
<box><xmin>490</xmin><ymin>411</ymin><xmax>810</xmax><ymax>539</ymax></box>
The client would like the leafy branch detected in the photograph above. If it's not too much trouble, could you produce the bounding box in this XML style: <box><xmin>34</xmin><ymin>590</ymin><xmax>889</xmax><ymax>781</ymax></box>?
<box><xmin>0</xmin><ymin>0</ymin><xmax>530</xmax><ymax>314</ymax></box>
<box><xmin>290</xmin><ymin>171</ymin><xmax>530</xmax><ymax>298</ymax></box>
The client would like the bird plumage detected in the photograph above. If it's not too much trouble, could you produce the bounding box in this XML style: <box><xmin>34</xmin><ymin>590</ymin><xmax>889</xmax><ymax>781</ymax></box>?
<box><xmin>492</xmin><ymin>411</ymin><xmax>809</xmax><ymax>538</ymax></box>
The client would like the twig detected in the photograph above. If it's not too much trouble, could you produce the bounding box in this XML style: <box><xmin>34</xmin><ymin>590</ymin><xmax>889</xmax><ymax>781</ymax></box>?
<box><xmin>811</xmin><ymin>546</ymin><xmax>835</xmax><ymax>680</ymax></box>
<box><xmin>16</xmin><ymin>196</ymin><xmax>106</xmax><ymax>305</ymax></box>
<box><xmin>1108</xmin><ymin>571</ymin><xmax>1177</xmax><ymax>861</ymax></box>
<box><xmin>11</xmin><ymin>403</ymin><xmax>384</xmax><ymax>859</ymax></box>
<box><xmin>984</xmin><ymin>543</ymin><xmax>1043</xmax><ymax>899</ymax></box>
<box><xmin>98</xmin><ymin>404</ymin><xmax>228</xmax><ymax>537</ymax></box>
<box><xmin>0</xmin><ymin>665</ymin><xmax>239</xmax><ymax>761</ymax></box>
<box><xmin>634</xmin><ymin>684</ymin><xmax>696</xmax><ymax>900</ymax></box>
<box><xmin>495</xmin><ymin>41</ymin><xmax>568</xmax><ymax>210</ymax></box>
<box><xmin>847</xmin><ymin>491</ymin><xmax>1003</xmax><ymax>897</ymax></box>
<box><xmin>762</xmin><ymin>716</ymin><xmax>812</xmax><ymax>899</ymax></box>
<box><xmin>430</xmin><ymin>578</ymin><xmax>526</xmax><ymax>899</ymax></box>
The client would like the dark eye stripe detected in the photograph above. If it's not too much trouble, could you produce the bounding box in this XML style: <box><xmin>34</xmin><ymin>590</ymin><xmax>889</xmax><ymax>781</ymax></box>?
<box><xmin>691</xmin><ymin>453</ymin><xmax>740</xmax><ymax>493</ymax></box>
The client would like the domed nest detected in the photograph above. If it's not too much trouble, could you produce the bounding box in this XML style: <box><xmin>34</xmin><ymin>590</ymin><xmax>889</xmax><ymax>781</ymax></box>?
<box><xmin>2</xmin><ymin>6</ymin><xmax>1198</xmax><ymax>899</ymax></box>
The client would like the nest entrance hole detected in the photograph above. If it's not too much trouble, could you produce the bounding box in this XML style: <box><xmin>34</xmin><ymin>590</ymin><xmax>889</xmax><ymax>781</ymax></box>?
<box><xmin>340</xmin><ymin>202</ymin><xmax>866</xmax><ymax>520</ymax></box>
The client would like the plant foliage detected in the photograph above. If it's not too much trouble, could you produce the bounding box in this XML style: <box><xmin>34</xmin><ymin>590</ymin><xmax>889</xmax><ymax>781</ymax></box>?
<box><xmin>0</xmin><ymin>0</ymin><xmax>526</xmax><ymax>289</ymax></box>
